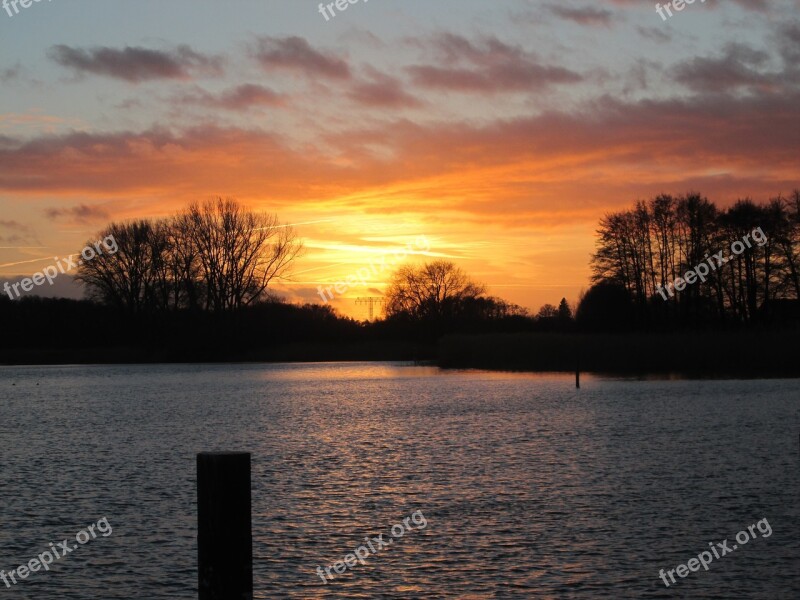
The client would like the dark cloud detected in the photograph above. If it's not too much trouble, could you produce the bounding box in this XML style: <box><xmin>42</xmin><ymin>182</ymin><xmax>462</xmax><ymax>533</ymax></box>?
<box><xmin>673</xmin><ymin>43</ymin><xmax>791</xmax><ymax>94</ymax></box>
<box><xmin>636</xmin><ymin>26</ymin><xmax>671</xmax><ymax>43</ymax></box>
<box><xmin>730</xmin><ymin>0</ymin><xmax>770</xmax><ymax>12</ymax></box>
<box><xmin>407</xmin><ymin>33</ymin><xmax>582</xmax><ymax>94</ymax></box>
<box><xmin>177</xmin><ymin>84</ymin><xmax>285</xmax><ymax>111</ymax></box>
<box><xmin>0</xmin><ymin>64</ymin><xmax>22</xmax><ymax>82</ymax></box>
<box><xmin>251</xmin><ymin>36</ymin><xmax>351</xmax><ymax>79</ymax></box>
<box><xmin>778</xmin><ymin>22</ymin><xmax>800</xmax><ymax>63</ymax></box>
<box><xmin>0</xmin><ymin>219</ymin><xmax>39</xmax><ymax>245</ymax></box>
<box><xmin>0</xmin><ymin>86</ymin><xmax>797</xmax><ymax>211</ymax></box>
<box><xmin>347</xmin><ymin>69</ymin><xmax>422</xmax><ymax>108</ymax></box>
<box><xmin>47</xmin><ymin>44</ymin><xmax>223</xmax><ymax>82</ymax></box>
<box><xmin>0</xmin><ymin>126</ymin><xmax>321</xmax><ymax>199</ymax></box>
<box><xmin>547</xmin><ymin>5</ymin><xmax>613</xmax><ymax>27</ymax></box>
<box><xmin>44</xmin><ymin>204</ymin><xmax>109</xmax><ymax>223</ymax></box>
<box><xmin>610</xmin><ymin>0</ymin><xmax>768</xmax><ymax>9</ymax></box>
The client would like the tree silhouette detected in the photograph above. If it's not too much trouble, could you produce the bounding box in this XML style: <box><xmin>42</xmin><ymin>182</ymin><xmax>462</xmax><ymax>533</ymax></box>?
<box><xmin>536</xmin><ymin>304</ymin><xmax>558</xmax><ymax>319</ymax></box>
<box><xmin>76</xmin><ymin>198</ymin><xmax>302</xmax><ymax>314</ymax></box>
<box><xmin>557</xmin><ymin>298</ymin><xmax>572</xmax><ymax>325</ymax></box>
<box><xmin>576</xmin><ymin>282</ymin><xmax>633</xmax><ymax>331</ymax></box>
<box><xmin>385</xmin><ymin>260</ymin><xmax>486</xmax><ymax>320</ymax></box>
<box><xmin>590</xmin><ymin>191</ymin><xmax>800</xmax><ymax>325</ymax></box>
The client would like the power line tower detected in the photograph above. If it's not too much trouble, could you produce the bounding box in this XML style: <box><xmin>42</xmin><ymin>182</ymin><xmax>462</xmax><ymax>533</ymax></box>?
<box><xmin>356</xmin><ymin>297</ymin><xmax>385</xmax><ymax>321</ymax></box>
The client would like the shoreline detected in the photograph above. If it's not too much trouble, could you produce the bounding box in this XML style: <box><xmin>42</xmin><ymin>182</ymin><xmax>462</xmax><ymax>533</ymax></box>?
<box><xmin>2</xmin><ymin>330</ymin><xmax>800</xmax><ymax>379</ymax></box>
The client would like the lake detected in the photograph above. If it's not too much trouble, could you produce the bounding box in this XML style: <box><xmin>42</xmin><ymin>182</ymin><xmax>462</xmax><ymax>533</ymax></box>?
<box><xmin>0</xmin><ymin>363</ymin><xmax>797</xmax><ymax>598</ymax></box>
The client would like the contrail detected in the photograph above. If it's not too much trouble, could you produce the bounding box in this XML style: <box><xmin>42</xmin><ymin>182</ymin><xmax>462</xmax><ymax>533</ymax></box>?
<box><xmin>0</xmin><ymin>255</ymin><xmax>73</xmax><ymax>269</ymax></box>
<box><xmin>253</xmin><ymin>219</ymin><xmax>336</xmax><ymax>231</ymax></box>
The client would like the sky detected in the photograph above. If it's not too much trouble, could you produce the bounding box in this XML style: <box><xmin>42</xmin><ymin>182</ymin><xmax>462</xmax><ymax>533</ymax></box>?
<box><xmin>1</xmin><ymin>0</ymin><xmax>799</xmax><ymax>319</ymax></box>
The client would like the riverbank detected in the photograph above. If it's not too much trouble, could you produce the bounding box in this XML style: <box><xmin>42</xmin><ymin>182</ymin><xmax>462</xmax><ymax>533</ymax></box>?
<box><xmin>437</xmin><ymin>330</ymin><xmax>800</xmax><ymax>377</ymax></box>
<box><xmin>3</xmin><ymin>330</ymin><xmax>798</xmax><ymax>378</ymax></box>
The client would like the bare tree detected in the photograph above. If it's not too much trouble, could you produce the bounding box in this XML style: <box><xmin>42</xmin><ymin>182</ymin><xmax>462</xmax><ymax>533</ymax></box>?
<box><xmin>185</xmin><ymin>198</ymin><xmax>302</xmax><ymax>312</ymax></box>
<box><xmin>591</xmin><ymin>191</ymin><xmax>800</xmax><ymax>324</ymax></box>
<box><xmin>385</xmin><ymin>260</ymin><xmax>486</xmax><ymax>319</ymax></box>
<box><xmin>76</xmin><ymin>220</ymin><xmax>163</xmax><ymax>314</ymax></box>
<box><xmin>77</xmin><ymin>198</ymin><xmax>302</xmax><ymax>314</ymax></box>
<box><xmin>536</xmin><ymin>304</ymin><xmax>558</xmax><ymax>319</ymax></box>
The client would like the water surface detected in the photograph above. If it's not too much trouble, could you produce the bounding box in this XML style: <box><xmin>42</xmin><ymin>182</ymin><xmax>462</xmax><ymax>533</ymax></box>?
<box><xmin>0</xmin><ymin>363</ymin><xmax>797</xmax><ymax>598</ymax></box>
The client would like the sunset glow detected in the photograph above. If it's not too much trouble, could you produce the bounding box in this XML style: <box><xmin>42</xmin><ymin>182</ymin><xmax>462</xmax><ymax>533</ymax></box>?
<box><xmin>1</xmin><ymin>0</ymin><xmax>798</xmax><ymax>317</ymax></box>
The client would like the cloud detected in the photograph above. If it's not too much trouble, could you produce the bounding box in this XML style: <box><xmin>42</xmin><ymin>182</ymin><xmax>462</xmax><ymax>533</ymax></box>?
<box><xmin>406</xmin><ymin>33</ymin><xmax>582</xmax><ymax>94</ymax></box>
<box><xmin>177</xmin><ymin>84</ymin><xmax>285</xmax><ymax>111</ymax></box>
<box><xmin>730</xmin><ymin>0</ymin><xmax>770</xmax><ymax>12</ymax></box>
<box><xmin>0</xmin><ymin>126</ymin><xmax>329</xmax><ymax>202</ymax></box>
<box><xmin>347</xmin><ymin>69</ymin><xmax>422</xmax><ymax>108</ymax></box>
<box><xmin>673</xmin><ymin>43</ymin><xmax>791</xmax><ymax>93</ymax></box>
<box><xmin>44</xmin><ymin>204</ymin><xmax>110</xmax><ymax>223</ymax></box>
<box><xmin>47</xmin><ymin>44</ymin><xmax>224</xmax><ymax>82</ymax></box>
<box><xmin>547</xmin><ymin>5</ymin><xmax>613</xmax><ymax>27</ymax></box>
<box><xmin>778</xmin><ymin>21</ymin><xmax>800</xmax><ymax>63</ymax></box>
<box><xmin>0</xmin><ymin>219</ymin><xmax>39</xmax><ymax>246</ymax></box>
<box><xmin>609</xmin><ymin>0</ymin><xmax>769</xmax><ymax>13</ymax></box>
<box><xmin>0</xmin><ymin>64</ymin><xmax>22</xmax><ymax>82</ymax></box>
<box><xmin>636</xmin><ymin>26</ymin><xmax>671</xmax><ymax>44</ymax></box>
<box><xmin>0</xmin><ymin>85</ymin><xmax>797</xmax><ymax>225</ymax></box>
<box><xmin>251</xmin><ymin>36</ymin><xmax>351</xmax><ymax>79</ymax></box>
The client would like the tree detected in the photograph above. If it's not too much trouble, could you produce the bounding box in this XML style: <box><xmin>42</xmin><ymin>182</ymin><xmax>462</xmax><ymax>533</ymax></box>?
<box><xmin>76</xmin><ymin>220</ymin><xmax>164</xmax><ymax>314</ymax></box>
<box><xmin>576</xmin><ymin>282</ymin><xmax>633</xmax><ymax>331</ymax></box>
<box><xmin>77</xmin><ymin>198</ymin><xmax>302</xmax><ymax>314</ymax></box>
<box><xmin>557</xmin><ymin>298</ymin><xmax>573</xmax><ymax>324</ymax></box>
<box><xmin>590</xmin><ymin>190</ymin><xmax>800</xmax><ymax>327</ymax></box>
<box><xmin>384</xmin><ymin>260</ymin><xmax>486</xmax><ymax>320</ymax></box>
<box><xmin>536</xmin><ymin>304</ymin><xmax>558</xmax><ymax>319</ymax></box>
<box><xmin>185</xmin><ymin>198</ymin><xmax>302</xmax><ymax>312</ymax></box>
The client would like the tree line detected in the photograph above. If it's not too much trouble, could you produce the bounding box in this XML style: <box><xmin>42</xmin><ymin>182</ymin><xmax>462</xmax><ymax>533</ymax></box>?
<box><xmin>384</xmin><ymin>260</ymin><xmax>529</xmax><ymax>323</ymax></box>
<box><xmin>75</xmin><ymin>198</ymin><xmax>532</xmax><ymax>327</ymax></box>
<box><xmin>33</xmin><ymin>192</ymin><xmax>800</xmax><ymax>339</ymax></box>
<box><xmin>590</xmin><ymin>191</ymin><xmax>800</xmax><ymax>326</ymax></box>
<box><xmin>76</xmin><ymin>198</ymin><xmax>302</xmax><ymax>314</ymax></box>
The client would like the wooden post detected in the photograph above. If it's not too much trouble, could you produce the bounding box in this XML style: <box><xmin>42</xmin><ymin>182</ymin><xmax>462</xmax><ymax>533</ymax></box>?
<box><xmin>197</xmin><ymin>452</ymin><xmax>253</xmax><ymax>600</ymax></box>
<box><xmin>576</xmin><ymin>359</ymin><xmax>580</xmax><ymax>389</ymax></box>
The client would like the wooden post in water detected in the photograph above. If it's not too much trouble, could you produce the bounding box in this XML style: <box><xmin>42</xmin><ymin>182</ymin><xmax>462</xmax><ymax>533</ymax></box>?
<box><xmin>197</xmin><ymin>452</ymin><xmax>253</xmax><ymax>600</ymax></box>
<box><xmin>576</xmin><ymin>359</ymin><xmax>581</xmax><ymax>389</ymax></box>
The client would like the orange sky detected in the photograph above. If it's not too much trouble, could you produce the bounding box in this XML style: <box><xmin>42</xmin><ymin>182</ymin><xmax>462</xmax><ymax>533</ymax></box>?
<box><xmin>1</xmin><ymin>0</ymin><xmax>798</xmax><ymax>318</ymax></box>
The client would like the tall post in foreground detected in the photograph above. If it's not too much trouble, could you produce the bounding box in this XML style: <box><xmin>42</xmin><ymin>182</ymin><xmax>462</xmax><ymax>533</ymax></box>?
<box><xmin>197</xmin><ymin>452</ymin><xmax>253</xmax><ymax>600</ymax></box>
<box><xmin>576</xmin><ymin>359</ymin><xmax>581</xmax><ymax>389</ymax></box>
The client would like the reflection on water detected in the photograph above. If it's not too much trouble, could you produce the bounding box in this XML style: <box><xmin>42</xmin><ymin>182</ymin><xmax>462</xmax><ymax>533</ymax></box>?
<box><xmin>0</xmin><ymin>363</ymin><xmax>797</xmax><ymax>598</ymax></box>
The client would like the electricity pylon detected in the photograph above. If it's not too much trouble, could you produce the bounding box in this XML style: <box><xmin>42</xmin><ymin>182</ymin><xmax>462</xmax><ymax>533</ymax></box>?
<box><xmin>356</xmin><ymin>297</ymin><xmax>384</xmax><ymax>321</ymax></box>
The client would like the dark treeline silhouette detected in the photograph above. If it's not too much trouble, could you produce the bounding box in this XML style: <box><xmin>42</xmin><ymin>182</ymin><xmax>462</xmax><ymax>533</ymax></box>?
<box><xmin>0</xmin><ymin>291</ymin><xmax>541</xmax><ymax>364</ymax></box>
<box><xmin>382</xmin><ymin>259</ymin><xmax>535</xmax><ymax>336</ymax></box>
<box><xmin>3</xmin><ymin>192</ymin><xmax>799</xmax><ymax>371</ymax></box>
<box><xmin>0</xmin><ymin>240</ymin><xmax>545</xmax><ymax>363</ymax></box>
<box><xmin>77</xmin><ymin>197</ymin><xmax>302</xmax><ymax>314</ymax></box>
<box><xmin>0</xmin><ymin>195</ymin><xmax>551</xmax><ymax>364</ymax></box>
<box><xmin>437</xmin><ymin>190</ymin><xmax>800</xmax><ymax>375</ymax></box>
<box><xmin>585</xmin><ymin>191</ymin><xmax>800</xmax><ymax>328</ymax></box>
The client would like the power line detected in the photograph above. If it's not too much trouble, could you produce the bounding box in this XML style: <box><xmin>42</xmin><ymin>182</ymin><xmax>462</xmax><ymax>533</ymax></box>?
<box><xmin>355</xmin><ymin>297</ymin><xmax>385</xmax><ymax>321</ymax></box>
